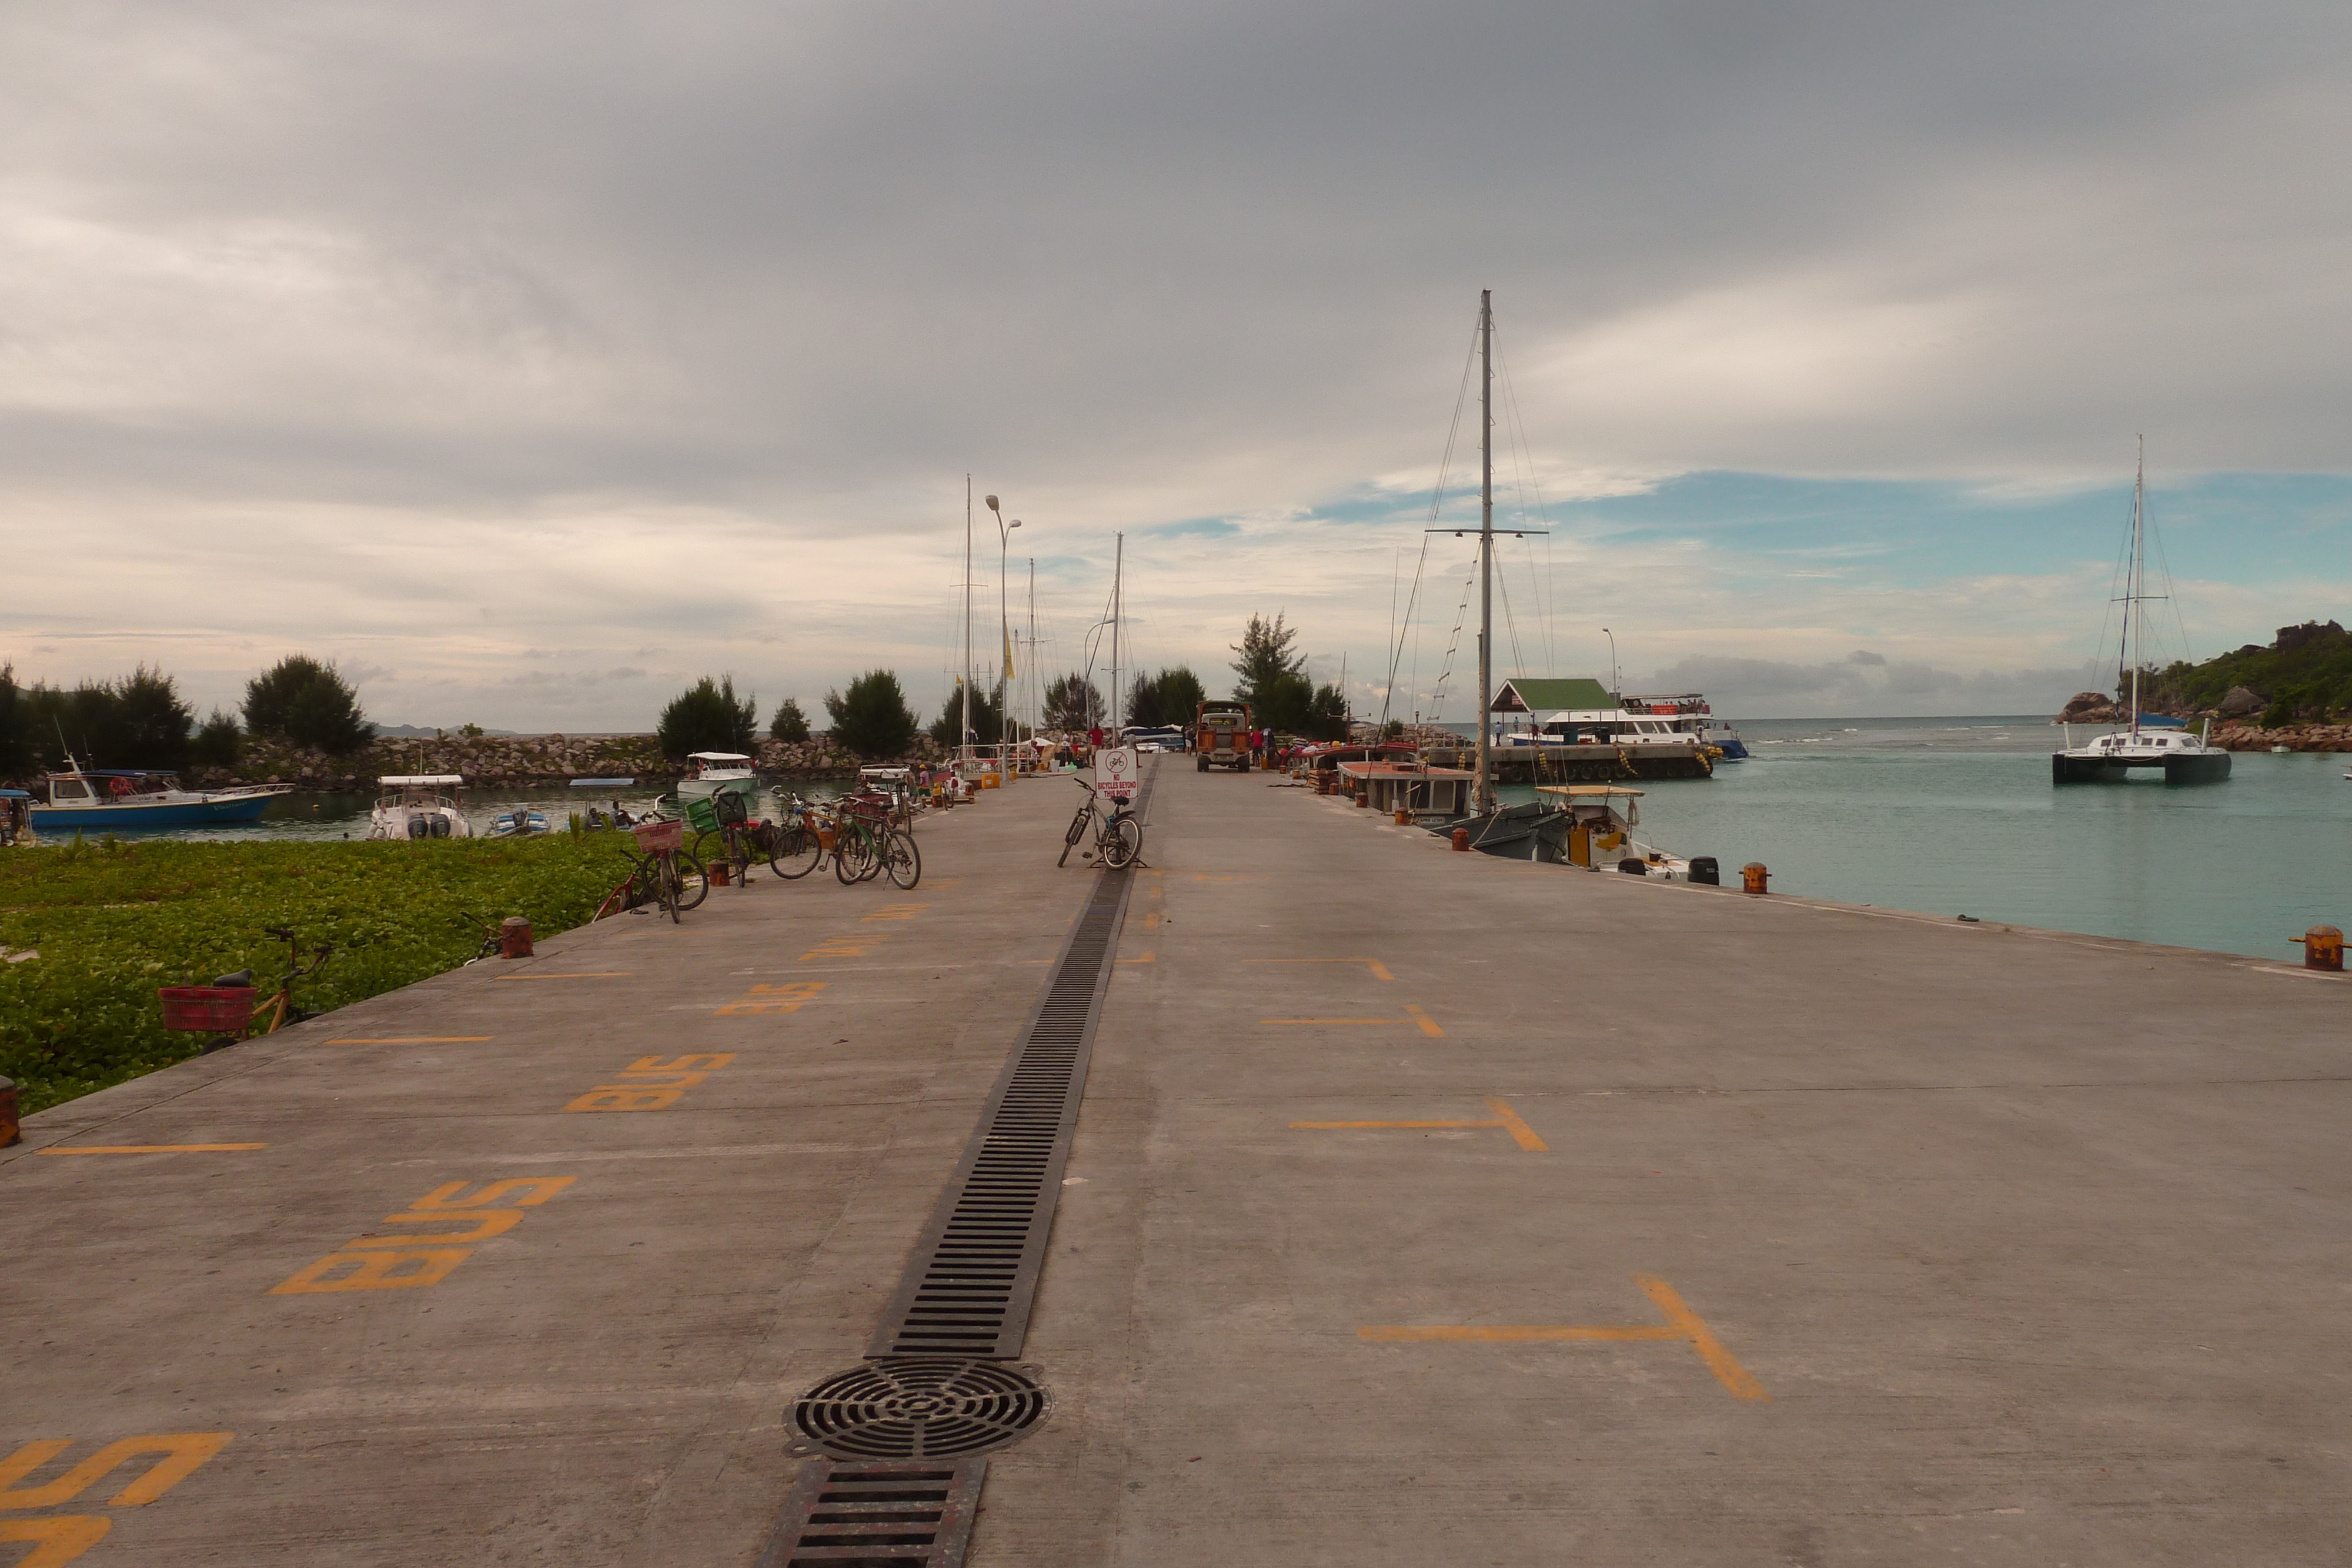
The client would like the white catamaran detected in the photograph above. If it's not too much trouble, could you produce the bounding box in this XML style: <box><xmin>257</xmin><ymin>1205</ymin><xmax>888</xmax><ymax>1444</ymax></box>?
<box><xmin>2052</xmin><ymin>441</ymin><xmax>2230</xmax><ymax>786</ymax></box>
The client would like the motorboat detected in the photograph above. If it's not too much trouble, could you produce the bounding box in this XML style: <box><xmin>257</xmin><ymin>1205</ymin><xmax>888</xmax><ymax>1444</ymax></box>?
<box><xmin>487</xmin><ymin>808</ymin><xmax>551</xmax><ymax>838</ymax></box>
<box><xmin>1504</xmin><ymin>694</ymin><xmax>1743</xmax><ymax>757</ymax></box>
<box><xmin>368</xmin><ymin>775</ymin><xmax>476</xmax><ymax>840</ymax></box>
<box><xmin>676</xmin><ymin>752</ymin><xmax>763</xmax><ymax>803</ymax></box>
<box><xmin>30</xmin><ymin>761</ymin><xmax>292</xmax><ymax>829</ymax></box>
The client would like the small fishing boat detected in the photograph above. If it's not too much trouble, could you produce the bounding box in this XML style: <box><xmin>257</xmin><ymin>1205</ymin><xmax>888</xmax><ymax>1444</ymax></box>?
<box><xmin>676</xmin><ymin>752</ymin><xmax>763</xmax><ymax>803</ymax></box>
<box><xmin>2052</xmin><ymin>443</ymin><xmax>2230</xmax><ymax>787</ymax></box>
<box><xmin>31</xmin><ymin>761</ymin><xmax>292</xmax><ymax>829</ymax></box>
<box><xmin>368</xmin><ymin>775</ymin><xmax>475</xmax><ymax>840</ymax></box>
<box><xmin>487</xmin><ymin>808</ymin><xmax>551</xmax><ymax>838</ymax></box>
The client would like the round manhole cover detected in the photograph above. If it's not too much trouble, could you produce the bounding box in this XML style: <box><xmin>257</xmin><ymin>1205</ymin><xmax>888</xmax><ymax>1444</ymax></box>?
<box><xmin>790</xmin><ymin>1359</ymin><xmax>1051</xmax><ymax>1459</ymax></box>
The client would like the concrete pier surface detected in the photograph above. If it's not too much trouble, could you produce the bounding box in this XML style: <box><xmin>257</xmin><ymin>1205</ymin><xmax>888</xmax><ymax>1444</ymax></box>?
<box><xmin>6</xmin><ymin>760</ymin><xmax>2349</xmax><ymax>1564</ymax></box>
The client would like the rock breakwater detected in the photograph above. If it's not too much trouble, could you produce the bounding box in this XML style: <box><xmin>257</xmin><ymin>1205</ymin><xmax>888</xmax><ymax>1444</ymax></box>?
<box><xmin>188</xmin><ymin>733</ymin><xmax>947</xmax><ymax>789</ymax></box>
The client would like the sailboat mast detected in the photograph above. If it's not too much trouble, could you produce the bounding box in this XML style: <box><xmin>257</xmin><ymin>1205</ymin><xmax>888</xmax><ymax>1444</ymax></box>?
<box><xmin>963</xmin><ymin>476</ymin><xmax>974</xmax><ymax>762</ymax></box>
<box><xmin>1027</xmin><ymin>557</ymin><xmax>1037</xmax><ymax>744</ymax></box>
<box><xmin>2129</xmin><ymin>437</ymin><xmax>2143</xmax><ymax>736</ymax></box>
<box><xmin>1476</xmin><ymin>289</ymin><xmax>1495</xmax><ymax>814</ymax></box>
<box><xmin>1110</xmin><ymin>533</ymin><xmax>1124</xmax><ymax>734</ymax></box>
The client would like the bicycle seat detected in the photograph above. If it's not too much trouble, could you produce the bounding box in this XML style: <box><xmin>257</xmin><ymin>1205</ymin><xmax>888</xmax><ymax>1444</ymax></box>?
<box><xmin>264</xmin><ymin>926</ymin><xmax>296</xmax><ymax>940</ymax></box>
<box><xmin>210</xmin><ymin>969</ymin><xmax>255</xmax><ymax>988</ymax></box>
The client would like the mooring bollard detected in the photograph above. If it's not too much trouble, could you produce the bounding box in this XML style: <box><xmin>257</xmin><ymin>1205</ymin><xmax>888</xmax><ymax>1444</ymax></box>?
<box><xmin>0</xmin><ymin>1074</ymin><xmax>17</xmax><ymax>1147</ymax></box>
<box><xmin>1451</xmin><ymin>827</ymin><xmax>1471</xmax><ymax>852</ymax></box>
<box><xmin>710</xmin><ymin>861</ymin><xmax>730</xmax><ymax>887</ymax></box>
<box><xmin>1395</xmin><ymin>808</ymin><xmax>1411</xmax><ymax>825</ymax></box>
<box><xmin>1742</xmin><ymin>862</ymin><xmax>1769</xmax><ymax>895</ymax></box>
<box><xmin>2292</xmin><ymin>924</ymin><xmax>2343</xmax><ymax>971</ymax></box>
<box><xmin>500</xmin><ymin>916</ymin><xmax>534</xmax><ymax>958</ymax></box>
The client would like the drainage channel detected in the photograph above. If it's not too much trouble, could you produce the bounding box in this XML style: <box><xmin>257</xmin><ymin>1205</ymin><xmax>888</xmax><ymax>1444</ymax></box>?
<box><xmin>761</xmin><ymin>769</ymin><xmax>1151</xmax><ymax>1567</ymax></box>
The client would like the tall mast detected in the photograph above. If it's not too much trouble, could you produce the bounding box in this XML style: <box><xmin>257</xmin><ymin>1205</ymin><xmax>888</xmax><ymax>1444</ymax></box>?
<box><xmin>1476</xmin><ymin>289</ymin><xmax>1495</xmax><ymax>814</ymax></box>
<box><xmin>1027</xmin><ymin>557</ymin><xmax>1037</xmax><ymax>743</ymax></box>
<box><xmin>1111</xmin><ymin>533</ymin><xmax>1125</xmax><ymax>733</ymax></box>
<box><xmin>2129</xmin><ymin>437</ymin><xmax>2143</xmax><ymax>735</ymax></box>
<box><xmin>963</xmin><ymin>476</ymin><xmax>974</xmax><ymax>761</ymax></box>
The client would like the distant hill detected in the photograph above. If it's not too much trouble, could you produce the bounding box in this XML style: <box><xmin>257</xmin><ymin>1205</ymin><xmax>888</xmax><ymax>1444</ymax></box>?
<box><xmin>2149</xmin><ymin>621</ymin><xmax>2351</xmax><ymax>726</ymax></box>
<box><xmin>370</xmin><ymin>723</ymin><xmax>522</xmax><ymax>738</ymax></box>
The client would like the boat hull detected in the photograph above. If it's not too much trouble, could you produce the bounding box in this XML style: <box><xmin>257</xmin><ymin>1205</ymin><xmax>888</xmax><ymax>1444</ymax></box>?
<box><xmin>676</xmin><ymin>776</ymin><xmax>763</xmax><ymax>801</ymax></box>
<box><xmin>2052</xmin><ymin>751</ymin><xmax>2232</xmax><ymax>785</ymax></box>
<box><xmin>31</xmin><ymin>793</ymin><xmax>285</xmax><ymax>828</ymax></box>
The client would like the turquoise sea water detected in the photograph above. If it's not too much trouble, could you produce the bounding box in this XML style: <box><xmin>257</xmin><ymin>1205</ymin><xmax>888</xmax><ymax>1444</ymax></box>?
<box><xmin>1497</xmin><ymin>716</ymin><xmax>2352</xmax><ymax>961</ymax></box>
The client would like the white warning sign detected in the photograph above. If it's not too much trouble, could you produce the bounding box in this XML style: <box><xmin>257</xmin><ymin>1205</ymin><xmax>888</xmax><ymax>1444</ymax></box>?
<box><xmin>1094</xmin><ymin>745</ymin><xmax>1139</xmax><ymax>803</ymax></box>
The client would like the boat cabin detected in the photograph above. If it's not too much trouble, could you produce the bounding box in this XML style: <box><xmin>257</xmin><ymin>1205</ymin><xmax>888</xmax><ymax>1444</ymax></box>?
<box><xmin>1534</xmin><ymin>784</ymin><xmax>1643</xmax><ymax>867</ymax></box>
<box><xmin>1335</xmin><ymin>760</ymin><xmax>1472</xmax><ymax>815</ymax></box>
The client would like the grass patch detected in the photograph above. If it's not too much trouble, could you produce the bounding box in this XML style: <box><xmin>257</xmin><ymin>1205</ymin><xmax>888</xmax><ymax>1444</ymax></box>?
<box><xmin>0</xmin><ymin>834</ymin><xmax>633</xmax><ymax>1116</ymax></box>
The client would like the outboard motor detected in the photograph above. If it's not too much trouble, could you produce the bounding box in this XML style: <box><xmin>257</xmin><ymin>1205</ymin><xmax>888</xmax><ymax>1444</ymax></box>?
<box><xmin>430</xmin><ymin>814</ymin><xmax>451</xmax><ymax>838</ymax></box>
<box><xmin>409</xmin><ymin>813</ymin><xmax>430</xmax><ymax>840</ymax></box>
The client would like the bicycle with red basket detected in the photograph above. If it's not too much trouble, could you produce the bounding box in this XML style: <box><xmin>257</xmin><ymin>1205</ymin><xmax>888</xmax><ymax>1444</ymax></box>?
<box><xmin>830</xmin><ymin>788</ymin><xmax>921</xmax><ymax>888</ymax></box>
<box><xmin>157</xmin><ymin>927</ymin><xmax>333</xmax><ymax>1052</ymax></box>
<box><xmin>592</xmin><ymin>815</ymin><xmax>708</xmax><ymax>923</ymax></box>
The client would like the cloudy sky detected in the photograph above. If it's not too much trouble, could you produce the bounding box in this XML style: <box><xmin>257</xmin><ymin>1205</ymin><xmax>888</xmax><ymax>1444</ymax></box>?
<box><xmin>6</xmin><ymin>0</ymin><xmax>2350</xmax><ymax>727</ymax></box>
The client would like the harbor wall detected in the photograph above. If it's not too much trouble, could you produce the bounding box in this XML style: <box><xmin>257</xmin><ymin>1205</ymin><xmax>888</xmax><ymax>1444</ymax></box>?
<box><xmin>182</xmin><ymin>731</ymin><xmax>951</xmax><ymax>790</ymax></box>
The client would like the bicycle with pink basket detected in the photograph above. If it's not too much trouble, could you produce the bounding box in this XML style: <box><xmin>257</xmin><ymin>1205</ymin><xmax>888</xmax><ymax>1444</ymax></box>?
<box><xmin>156</xmin><ymin>927</ymin><xmax>333</xmax><ymax>1052</ymax></box>
<box><xmin>592</xmin><ymin>815</ymin><xmax>708</xmax><ymax>924</ymax></box>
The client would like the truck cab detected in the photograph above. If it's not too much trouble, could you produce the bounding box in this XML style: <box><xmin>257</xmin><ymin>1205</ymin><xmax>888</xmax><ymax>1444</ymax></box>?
<box><xmin>1195</xmin><ymin>701</ymin><xmax>1254</xmax><ymax>771</ymax></box>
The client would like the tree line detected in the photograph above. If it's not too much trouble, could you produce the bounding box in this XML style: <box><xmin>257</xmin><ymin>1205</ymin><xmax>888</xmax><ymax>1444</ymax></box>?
<box><xmin>0</xmin><ymin>656</ymin><xmax>369</xmax><ymax>777</ymax></box>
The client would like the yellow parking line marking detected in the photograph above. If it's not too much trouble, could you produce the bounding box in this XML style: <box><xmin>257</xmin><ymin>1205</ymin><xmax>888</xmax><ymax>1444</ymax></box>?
<box><xmin>1244</xmin><ymin>958</ymin><xmax>1394</xmax><ymax>981</ymax></box>
<box><xmin>1144</xmin><ymin>912</ymin><xmax>1162</xmax><ymax>929</ymax></box>
<box><xmin>1118</xmin><ymin>951</ymin><xmax>1156</xmax><ymax>964</ymax></box>
<box><xmin>1359</xmin><ymin>1273</ymin><xmax>1769</xmax><ymax>1401</ymax></box>
<box><xmin>38</xmin><ymin>1145</ymin><xmax>266</xmax><ymax>1156</ymax></box>
<box><xmin>493</xmin><ymin>972</ymin><xmax>627</xmax><ymax>981</ymax></box>
<box><xmin>1403</xmin><ymin>1004</ymin><xmax>1446</xmax><ymax>1037</ymax></box>
<box><xmin>1288</xmin><ymin>1096</ymin><xmax>1544</xmax><ymax>1152</ymax></box>
<box><xmin>328</xmin><ymin>1037</ymin><xmax>491</xmax><ymax>1045</ymax></box>
<box><xmin>1261</xmin><ymin>1017</ymin><xmax>1408</xmax><ymax>1025</ymax></box>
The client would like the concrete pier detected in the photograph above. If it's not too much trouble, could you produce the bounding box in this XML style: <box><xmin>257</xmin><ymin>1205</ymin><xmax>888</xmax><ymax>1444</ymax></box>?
<box><xmin>5</xmin><ymin>760</ymin><xmax>2349</xmax><ymax>1564</ymax></box>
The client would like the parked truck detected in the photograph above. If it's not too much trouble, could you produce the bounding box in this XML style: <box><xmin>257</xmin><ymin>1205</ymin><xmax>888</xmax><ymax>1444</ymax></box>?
<box><xmin>1195</xmin><ymin>701</ymin><xmax>1254</xmax><ymax>771</ymax></box>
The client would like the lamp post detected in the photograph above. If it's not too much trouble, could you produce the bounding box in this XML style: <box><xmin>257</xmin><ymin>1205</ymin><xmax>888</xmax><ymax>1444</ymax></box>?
<box><xmin>985</xmin><ymin>496</ymin><xmax>1021</xmax><ymax>753</ymax></box>
<box><xmin>1602</xmin><ymin>627</ymin><xmax>1619</xmax><ymax>705</ymax></box>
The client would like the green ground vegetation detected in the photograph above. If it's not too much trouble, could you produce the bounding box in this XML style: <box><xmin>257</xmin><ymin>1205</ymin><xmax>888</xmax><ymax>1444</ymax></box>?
<box><xmin>2151</xmin><ymin>620</ymin><xmax>2352</xmax><ymax>725</ymax></box>
<box><xmin>0</xmin><ymin>833</ymin><xmax>634</xmax><ymax>1116</ymax></box>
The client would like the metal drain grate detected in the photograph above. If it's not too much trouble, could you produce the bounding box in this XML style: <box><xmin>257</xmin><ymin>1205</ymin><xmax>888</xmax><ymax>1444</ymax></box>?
<box><xmin>863</xmin><ymin>846</ymin><xmax>1140</xmax><ymax>1359</ymax></box>
<box><xmin>791</xmin><ymin>1358</ymin><xmax>1050</xmax><ymax>1460</ymax></box>
<box><xmin>755</xmin><ymin>1458</ymin><xmax>987</xmax><ymax>1568</ymax></box>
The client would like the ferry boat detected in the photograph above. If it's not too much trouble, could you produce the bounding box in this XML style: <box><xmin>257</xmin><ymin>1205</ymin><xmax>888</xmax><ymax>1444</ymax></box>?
<box><xmin>30</xmin><ymin>763</ymin><xmax>292</xmax><ymax>829</ymax></box>
<box><xmin>676</xmin><ymin>752</ymin><xmax>764</xmax><ymax>803</ymax></box>
<box><xmin>1504</xmin><ymin>694</ymin><xmax>1746</xmax><ymax>758</ymax></box>
<box><xmin>368</xmin><ymin>775</ymin><xmax>475</xmax><ymax>840</ymax></box>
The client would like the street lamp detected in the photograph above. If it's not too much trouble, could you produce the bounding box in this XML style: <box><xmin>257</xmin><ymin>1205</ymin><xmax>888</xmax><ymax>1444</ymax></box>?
<box><xmin>1602</xmin><ymin>627</ymin><xmax>1619</xmax><ymax>706</ymax></box>
<box><xmin>985</xmin><ymin>495</ymin><xmax>1021</xmax><ymax>748</ymax></box>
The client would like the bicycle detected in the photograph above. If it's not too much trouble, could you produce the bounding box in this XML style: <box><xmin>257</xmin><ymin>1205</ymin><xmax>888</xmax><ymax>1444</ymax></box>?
<box><xmin>1059</xmin><ymin>777</ymin><xmax>1142</xmax><ymax>868</ymax></box>
<box><xmin>158</xmin><ymin>926</ymin><xmax>335</xmax><ymax>1052</ymax></box>
<box><xmin>613</xmin><ymin>817</ymin><xmax>708</xmax><ymax>922</ymax></box>
<box><xmin>832</xmin><ymin>790</ymin><xmax>922</xmax><ymax>889</ymax></box>
<box><xmin>767</xmin><ymin>794</ymin><xmax>830</xmax><ymax>880</ymax></box>
<box><xmin>459</xmin><ymin>912</ymin><xmax>502</xmax><ymax>964</ymax></box>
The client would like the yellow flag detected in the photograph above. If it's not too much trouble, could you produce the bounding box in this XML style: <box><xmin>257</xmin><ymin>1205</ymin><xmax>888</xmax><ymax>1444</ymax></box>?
<box><xmin>1003</xmin><ymin>626</ymin><xmax>1015</xmax><ymax>681</ymax></box>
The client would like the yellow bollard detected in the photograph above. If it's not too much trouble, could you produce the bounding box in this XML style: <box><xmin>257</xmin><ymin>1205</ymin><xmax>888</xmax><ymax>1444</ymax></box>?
<box><xmin>1742</xmin><ymin>862</ymin><xmax>1769</xmax><ymax>895</ymax></box>
<box><xmin>2292</xmin><ymin>924</ymin><xmax>2343</xmax><ymax>971</ymax></box>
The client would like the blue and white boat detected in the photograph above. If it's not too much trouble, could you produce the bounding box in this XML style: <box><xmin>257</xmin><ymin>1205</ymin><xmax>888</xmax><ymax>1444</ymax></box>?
<box><xmin>30</xmin><ymin>763</ymin><xmax>292</xmax><ymax>829</ymax></box>
<box><xmin>488</xmin><ymin>807</ymin><xmax>551</xmax><ymax>838</ymax></box>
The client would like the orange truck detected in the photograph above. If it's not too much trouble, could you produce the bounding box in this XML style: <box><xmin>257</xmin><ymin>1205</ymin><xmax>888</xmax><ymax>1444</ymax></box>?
<box><xmin>1195</xmin><ymin>701</ymin><xmax>1254</xmax><ymax>772</ymax></box>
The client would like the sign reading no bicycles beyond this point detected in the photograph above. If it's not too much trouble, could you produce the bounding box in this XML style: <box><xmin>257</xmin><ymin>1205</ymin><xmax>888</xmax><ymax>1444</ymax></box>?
<box><xmin>1096</xmin><ymin>747</ymin><xmax>1138</xmax><ymax>803</ymax></box>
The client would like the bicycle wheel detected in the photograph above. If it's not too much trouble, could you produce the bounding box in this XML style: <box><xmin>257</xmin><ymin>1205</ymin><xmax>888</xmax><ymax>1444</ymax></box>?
<box><xmin>1102</xmin><ymin>815</ymin><xmax>1142</xmax><ymax>868</ymax></box>
<box><xmin>834</xmin><ymin>824</ymin><xmax>876</xmax><ymax>885</ymax></box>
<box><xmin>673</xmin><ymin>848</ymin><xmax>710</xmax><ymax>911</ymax></box>
<box><xmin>883</xmin><ymin>828</ymin><xmax>922</xmax><ymax>890</ymax></box>
<box><xmin>691</xmin><ymin>829</ymin><xmax>725</xmax><ymax>872</ymax></box>
<box><xmin>654</xmin><ymin>854</ymin><xmax>680</xmax><ymax>922</ymax></box>
<box><xmin>770</xmin><ymin>823</ymin><xmax>823</xmax><ymax>880</ymax></box>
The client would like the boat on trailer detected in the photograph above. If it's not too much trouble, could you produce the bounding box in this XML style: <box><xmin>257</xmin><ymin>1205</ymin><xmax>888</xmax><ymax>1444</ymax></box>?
<box><xmin>30</xmin><ymin>763</ymin><xmax>291</xmax><ymax>829</ymax></box>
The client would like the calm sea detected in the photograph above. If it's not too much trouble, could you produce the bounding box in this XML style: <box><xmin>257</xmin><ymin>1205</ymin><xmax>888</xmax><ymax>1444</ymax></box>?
<box><xmin>1493</xmin><ymin>716</ymin><xmax>2349</xmax><ymax>961</ymax></box>
<box><xmin>35</xmin><ymin>720</ymin><xmax>2350</xmax><ymax>961</ymax></box>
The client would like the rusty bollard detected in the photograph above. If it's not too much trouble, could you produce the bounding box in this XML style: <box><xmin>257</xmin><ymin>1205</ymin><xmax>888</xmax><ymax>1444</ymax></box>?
<box><xmin>710</xmin><ymin>860</ymin><xmax>731</xmax><ymax>888</ymax></box>
<box><xmin>500</xmin><ymin>917</ymin><xmax>534</xmax><ymax>959</ymax></box>
<box><xmin>1451</xmin><ymin>827</ymin><xmax>1471</xmax><ymax>852</ymax></box>
<box><xmin>1742</xmin><ymin>862</ymin><xmax>1769</xmax><ymax>895</ymax></box>
<box><xmin>1395</xmin><ymin>808</ymin><xmax>1412</xmax><ymax>825</ymax></box>
<box><xmin>0</xmin><ymin>1075</ymin><xmax>17</xmax><ymax>1148</ymax></box>
<box><xmin>2293</xmin><ymin>924</ymin><xmax>2343</xmax><ymax>971</ymax></box>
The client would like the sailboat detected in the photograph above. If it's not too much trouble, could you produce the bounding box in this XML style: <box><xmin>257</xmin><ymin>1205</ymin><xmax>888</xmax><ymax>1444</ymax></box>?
<box><xmin>2051</xmin><ymin>442</ymin><xmax>2230</xmax><ymax>786</ymax></box>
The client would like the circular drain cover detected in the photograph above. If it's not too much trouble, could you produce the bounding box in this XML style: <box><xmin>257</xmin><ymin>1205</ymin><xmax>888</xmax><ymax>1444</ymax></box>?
<box><xmin>790</xmin><ymin>1359</ymin><xmax>1051</xmax><ymax>1459</ymax></box>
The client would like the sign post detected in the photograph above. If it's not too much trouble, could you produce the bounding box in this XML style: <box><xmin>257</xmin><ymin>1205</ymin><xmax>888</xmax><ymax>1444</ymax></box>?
<box><xmin>1094</xmin><ymin>745</ymin><xmax>1139</xmax><ymax>805</ymax></box>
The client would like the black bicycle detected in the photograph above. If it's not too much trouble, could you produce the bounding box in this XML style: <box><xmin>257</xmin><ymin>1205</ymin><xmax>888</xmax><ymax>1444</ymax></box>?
<box><xmin>1059</xmin><ymin>778</ymin><xmax>1142</xmax><ymax>868</ymax></box>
